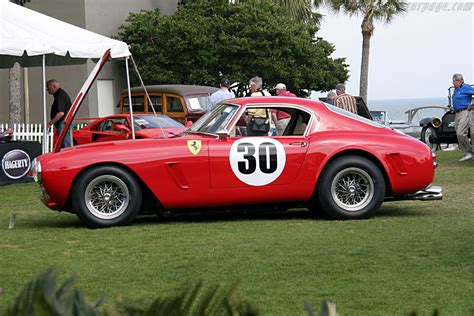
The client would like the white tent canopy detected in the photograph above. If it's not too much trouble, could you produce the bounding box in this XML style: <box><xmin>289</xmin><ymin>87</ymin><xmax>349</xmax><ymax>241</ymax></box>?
<box><xmin>0</xmin><ymin>1</ymin><xmax>130</xmax><ymax>68</ymax></box>
<box><xmin>0</xmin><ymin>0</ymin><xmax>133</xmax><ymax>153</ymax></box>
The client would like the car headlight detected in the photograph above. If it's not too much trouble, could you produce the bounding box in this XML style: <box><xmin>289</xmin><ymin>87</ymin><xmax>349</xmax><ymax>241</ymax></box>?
<box><xmin>31</xmin><ymin>158</ymin><xmax>41</xmax><ymax>183</ymax></box>
<box><xmin>432</xmin><ymin>117</ymin><xmax>442</xmax><ymax>128</ymax></box>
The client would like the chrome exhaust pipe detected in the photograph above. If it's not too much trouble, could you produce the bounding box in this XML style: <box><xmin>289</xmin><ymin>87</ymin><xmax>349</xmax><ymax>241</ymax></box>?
<box><xmin>385</xmin><ymin>186</ymin><xmax>443</xmax><ymax>202</ymax></box>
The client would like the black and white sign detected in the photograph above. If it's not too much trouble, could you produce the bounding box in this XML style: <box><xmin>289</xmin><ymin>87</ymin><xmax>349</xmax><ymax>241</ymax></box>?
<box><xmin>2</xmin><ymin>149</ymin><xmax>30</xmax><ymax>179</ymax></box>
<box><xmin>0</xmin><ymin>141</ymin><xmax>41</xmax><ymax>185</ymax></box>
<box><xmin>229</xmin><ymin>138</ymin><xmax>286</xmax><ymax>186</ymax></box>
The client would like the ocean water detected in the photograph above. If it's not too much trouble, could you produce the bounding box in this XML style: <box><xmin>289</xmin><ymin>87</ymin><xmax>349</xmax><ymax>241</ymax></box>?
<box><xmin>368</xmin><ymin>97</ymin><xmax>448</xmax><ymax>122</ymax></box>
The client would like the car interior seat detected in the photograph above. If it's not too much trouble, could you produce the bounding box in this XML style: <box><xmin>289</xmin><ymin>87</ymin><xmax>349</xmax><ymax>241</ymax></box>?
<box><xmin>293</xmin><ymin>113</ymin><xmax>308</xmax><ymax>135</ymax></box>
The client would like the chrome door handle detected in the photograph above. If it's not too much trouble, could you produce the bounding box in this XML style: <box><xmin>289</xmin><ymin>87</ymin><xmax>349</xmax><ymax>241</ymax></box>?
<box><xmin>289</xmin><ymin>141</ymin><xmax>307</xmax><ymax>147</ymax></box>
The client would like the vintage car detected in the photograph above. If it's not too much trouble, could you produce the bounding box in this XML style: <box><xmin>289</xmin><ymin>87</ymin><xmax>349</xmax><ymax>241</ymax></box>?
<box><xmin>119</xmin><ymin>84</ymin><xmax>218</xmax><ymax>125</ymax></box>
<box><xmin>383</xmin><ymin>106</ymin><xmax>449</xmax><ymax>141</ymax></box>
<box><xmin>419</xmin><ymin>86</ymin><xmax>473</xmax><ymax>150</ymax></box>
<box><xmin>31</xmin><ymin>51</ymin><xmax>442</xmax><ymax>228</ymax></box>
<box><xmin>72</xmin><ymin>114</ymin><xmax>185</xmax><ymax>145</ymax></box>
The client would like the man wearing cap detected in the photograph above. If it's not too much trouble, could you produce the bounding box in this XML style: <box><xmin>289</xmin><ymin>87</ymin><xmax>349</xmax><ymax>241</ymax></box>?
<box><xmin>452</xmin><ymin>73</ymin><xmax>474</xmax><ymax>161</ymax></box>
<box><xmin>273</xmin><ymin>83</ymin><xmax>296</xmax><ymax>134</ymax></box>
<box><xmin>334</xmin><ymin>83</ymin><xmax>357</xmax><ymax>114</ymax></box>
<box><xmin>275</xmin><ymin>83</ymin><xmax>296</xmax><ymax>98</ymax></box>
<box><xmin>208</xmin><ymin>78</ymin><xmax>235</xmax><ymax>110</ymax></box>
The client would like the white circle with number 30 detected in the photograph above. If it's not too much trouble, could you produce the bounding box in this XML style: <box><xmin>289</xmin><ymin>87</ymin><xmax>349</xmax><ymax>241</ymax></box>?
<box><xmin>229</xmin><ymin>138</ymin><xmax>286</xmax><ymax>186</ymax></box>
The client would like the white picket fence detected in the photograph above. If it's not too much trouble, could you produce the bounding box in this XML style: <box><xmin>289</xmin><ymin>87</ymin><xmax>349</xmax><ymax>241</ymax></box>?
<box><xmin>0</xmin><ymin>123</ymin><xmax>87</xmax><ymax>152</ymax></box>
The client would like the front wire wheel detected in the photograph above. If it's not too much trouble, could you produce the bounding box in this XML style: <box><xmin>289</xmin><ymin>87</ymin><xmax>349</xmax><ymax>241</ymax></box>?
<box><xmin>421</xmin><ymin>126</ymin><xmax>439</xmax><ymax>151</ymax></box>
<box><xmin>85</xmin><ymin>175</ymin><xmax>130</xmax><ymax>220</ymax></box>
<box><xmin>317</xmin><ymin>155</ymin><xmax>385</xmax><ymax>219</ymax></box>
<box><xmin>73</xmin><ymin>166</ymin><xmax>142</xmax><ymax>228</ymax></box>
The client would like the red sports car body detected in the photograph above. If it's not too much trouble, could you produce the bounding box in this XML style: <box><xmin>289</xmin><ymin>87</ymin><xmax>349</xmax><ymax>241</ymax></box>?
<box><xmin>73</xmin><ymin>114</ymin><xmax>185</xmax><ymax>145</ymax></box>
<box><xmin>31</xmin><ymin>50</ymin><xmax>442</xmax><ymax>228</ymax></box>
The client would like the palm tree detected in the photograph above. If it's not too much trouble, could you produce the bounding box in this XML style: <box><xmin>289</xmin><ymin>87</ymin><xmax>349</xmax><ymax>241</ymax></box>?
<box><xmin>327</xmin><ymin>0</ymin><xmax>407</xmax><ymax>102</ymax></box>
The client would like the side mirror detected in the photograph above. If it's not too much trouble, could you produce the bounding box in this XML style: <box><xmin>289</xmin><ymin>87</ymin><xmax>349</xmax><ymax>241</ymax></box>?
<box><xmin>185</xmin><ymin>121</ymin><xmax>193</xmax><ymax>128</ymax></box>
<box><xmin>115</xmin><ymin>124</ymin><xmax>131</xmax><ymax>134</ymax></box>
<box><xmin>216</xmin><ymin>129</ymin><xmax>229</xmax><ymax>140</ymax></box>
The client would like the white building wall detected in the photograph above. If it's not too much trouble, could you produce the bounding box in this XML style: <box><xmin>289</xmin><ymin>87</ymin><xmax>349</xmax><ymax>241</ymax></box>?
<box><xmin>0</xmin><ymin>0</ymin><xmax>177</xmax><ymax>124</ymax></box>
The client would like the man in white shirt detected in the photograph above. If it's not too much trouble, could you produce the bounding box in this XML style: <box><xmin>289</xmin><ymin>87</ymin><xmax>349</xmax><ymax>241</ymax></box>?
<box><xmin>208</xmin><ymin>78</ymin><xmax>235</xmax><ymax>109</ymax></box>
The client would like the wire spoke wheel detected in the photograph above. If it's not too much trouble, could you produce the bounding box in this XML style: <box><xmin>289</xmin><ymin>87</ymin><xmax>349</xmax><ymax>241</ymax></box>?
<box><xmin>85</xmin><ymin>175</ymin><xmax>130</xmax><ymax>220</ymax></box>
<box><xmin>330</xmin><ymin>167</ymin><xmax>374</xmax><ymax>212</ymax></box>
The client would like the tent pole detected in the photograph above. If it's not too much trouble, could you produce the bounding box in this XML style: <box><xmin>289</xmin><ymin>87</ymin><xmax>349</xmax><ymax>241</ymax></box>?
<box><xmin>125</xmin><ymin>57</ymin><xmax>135</xmax><ymax>140</ymax></box>
<box><xmin>42</xmin><ymin>55</ymin><xmax>48</xmax><ymax>154</ymax></box>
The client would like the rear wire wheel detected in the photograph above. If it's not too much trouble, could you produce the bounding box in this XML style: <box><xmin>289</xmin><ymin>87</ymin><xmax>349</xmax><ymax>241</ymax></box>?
<box><xmin>316</xmin><ymin>155</ymin><xmax>385</xmax><ymax>219</ymax></box>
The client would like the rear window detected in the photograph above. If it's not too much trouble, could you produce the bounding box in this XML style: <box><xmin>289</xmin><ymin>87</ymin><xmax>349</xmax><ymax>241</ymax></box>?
<box><xmin>134</xmin><ymin>115</ymin><xmax>184</xmax><ymax>129</ymax></box>
<box><xmin>324</xmin><ymin>103</ymin><xmax>385</xmax><ymax>128</ymax></box>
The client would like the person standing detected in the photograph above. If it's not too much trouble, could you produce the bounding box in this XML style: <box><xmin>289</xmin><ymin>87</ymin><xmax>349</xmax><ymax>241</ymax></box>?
<box><xmin>275</xmin><ymin>83</ymin><xmax>296</xmax><ymax>97</ymax></box>
<box><xmin>273</xmin><ymin>83</ymin><xmax>296</xmax><ymax>134</ymax></box>
<box><xmin>47</xmin><ymin>79</ymin><xmax>72</xmax><ymax>148</ymax></box>
<box><xmin>248</xmin><ymin>76</ymin><xmax>271</xmax><ymax>97</ymax></box>
<box><xmin>326</xmin><ymin>91</ymin><xmax>336</xmax><ymax>105</ymax></box>
<box><xmin>208</xmin><ymin>78</ymin><xmax>235</xmax><ymax>109</ymax></box>
<box><xmin>334</xmin><ymin>83</ymin><xmax>357</xmax><ymax>114</ymax></box>
<box><xmin>245</xmin><ymin>76</ymin><xmax>271</xmax><ymax>135</ymax></box>
<box><xmin>452</xmin><ymin>73</ymin><xmax>474</xmax><ymax>161</ymax></box>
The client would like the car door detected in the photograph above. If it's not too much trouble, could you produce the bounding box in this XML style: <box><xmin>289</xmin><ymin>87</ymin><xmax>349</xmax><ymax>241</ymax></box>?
<box><xmin>209</xmin><ymin>136</ymin><xmax>308</xmax><ymax>188</ymax></box>
<box><xmin>164</xmin><ymin>94</ymin><xmax>187</xmax><ymax>124</ymax></box>
<box><xmin>207</xmin><ymin>106</ymin><xmax>311</xmax><ymax>204</ymax></box>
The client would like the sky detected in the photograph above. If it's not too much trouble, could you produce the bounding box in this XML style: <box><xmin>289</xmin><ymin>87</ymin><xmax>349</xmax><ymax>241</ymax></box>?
<box><xmin>313</xmin><ymin>0</ymin><xmax>474</xmax><ymax>100</ymax></box>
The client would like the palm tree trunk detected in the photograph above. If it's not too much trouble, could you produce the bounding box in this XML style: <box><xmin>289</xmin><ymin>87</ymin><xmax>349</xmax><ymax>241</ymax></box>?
<box><xmin>359</xmin><ymin>32</ymin><xmax>371</xmax><ymax>103</ymax></box>
<box><xmin>9</xmin><ymin>62</ymin><xmax>23</xmax><ymax>124</ymax></box>
<box><xmin>359</xmin><ymin>17</ymin><xmax>374</xmax><ymax>103</ymax></box>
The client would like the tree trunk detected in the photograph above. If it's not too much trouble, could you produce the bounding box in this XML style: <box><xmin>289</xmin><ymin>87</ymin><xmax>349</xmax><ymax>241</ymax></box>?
<box><xmin>9</xmin><ymin>62</ymin><xmax>23</xmax><ymax>124</ymax></box>
<box><xmin>359</xmin><ymin>17</ymin><xmax>373</xmax><ymax>104</ymax></box>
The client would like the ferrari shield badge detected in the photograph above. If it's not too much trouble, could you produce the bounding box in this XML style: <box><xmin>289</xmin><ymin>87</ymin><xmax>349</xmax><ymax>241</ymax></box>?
<box><xmin>187</xmin><ymin>140</ymin><xmax>202</xmax><ymax>155</ymax></box>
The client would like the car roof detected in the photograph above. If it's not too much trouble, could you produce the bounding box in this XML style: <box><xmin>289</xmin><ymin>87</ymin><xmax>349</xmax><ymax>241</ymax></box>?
<box><xmin>226</xmin><ymin>96</ymin><xmax>326</xmax><ymax>110</ymax></box>
<box><xmin>121</xmin><ymin>84</ymin><xmax>218</xmax><ymax>96</ymax></box>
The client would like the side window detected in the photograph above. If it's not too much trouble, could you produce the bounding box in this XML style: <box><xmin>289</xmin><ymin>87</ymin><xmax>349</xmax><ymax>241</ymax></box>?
<box><xmin>148</xmin><ymin>95</ymin><xmax>163</xmax><ymax>113</ymax></box>
<box><xmin>122</xmin><ymin>96</ymin><xmax>145</xmax><ymax>113</ymax></box>
<box><xmin>101</xmin><ymin>118</ymin><xmax>124</xmax><ymax>132</ymax></box>
<box><xmin>166</xmin><ymin>96</ymin><xmax>184</xmax><ymax>113</ymax></box>
<box><xmin>232</xmin><ymin>107</ymin><xmax>310</xmax><ymax>137</ymax></box>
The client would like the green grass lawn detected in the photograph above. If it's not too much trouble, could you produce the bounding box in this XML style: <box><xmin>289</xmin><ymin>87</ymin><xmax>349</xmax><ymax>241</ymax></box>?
<box><xmin>0</xmin><ymin>150</ymin><xmax>473</xmax><ymax>315</ymax></box>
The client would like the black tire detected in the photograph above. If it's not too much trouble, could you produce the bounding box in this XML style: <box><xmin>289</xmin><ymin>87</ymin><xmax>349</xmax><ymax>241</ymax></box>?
<box><xmin>421</xmin><ymin>126</ymin><xmax>439</xmax><ymax>151</ymax></box>
<box><xmin>72</xmin><ymin>165</ymin><xmax>142</xmax><ymax>228</ymax></box>
<box><xmin>316</xmin><ymin>155</ymin><xmax>385</xmax><ymax>220</ymax></box>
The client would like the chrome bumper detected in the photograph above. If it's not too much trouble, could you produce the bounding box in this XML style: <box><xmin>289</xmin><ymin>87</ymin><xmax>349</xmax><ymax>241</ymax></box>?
<box><xmin>385</xmin><ymin>186</ymin><xmax>443</xmax><ymax>202</ymax></box>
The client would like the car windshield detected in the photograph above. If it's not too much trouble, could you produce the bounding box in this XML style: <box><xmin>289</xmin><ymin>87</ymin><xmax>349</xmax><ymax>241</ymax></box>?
<box><xmin>186</xmin><ymin>95</ymin><xmax>211</xmax><ymax>111</ymax></box>
<box><xmin>188</xmin><ymin>103</ymin><xmax>239</xmax><ymax>134</ymax></box>
<box><xmin>133</xmin><ymin>115</ymin><xmax>184</xmax><ymax>130</ymax></box>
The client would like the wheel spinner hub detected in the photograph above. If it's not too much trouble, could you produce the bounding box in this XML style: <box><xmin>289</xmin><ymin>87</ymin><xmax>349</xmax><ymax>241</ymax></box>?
<box><xmin>85</xmin><ymin>175</ymin><xmax>130</xmax><ymax>220</ymax></box>
<box><xmin>331</xmin><ymin>167</ymin><xmax>375</xmax><ymax>212</ymax></box>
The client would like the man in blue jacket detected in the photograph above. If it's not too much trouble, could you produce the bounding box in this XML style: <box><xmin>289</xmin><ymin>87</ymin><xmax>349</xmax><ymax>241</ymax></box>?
<box><xmin>452</xmin><ymin>73</ymin><xmax>474</xmax><ymax>161</ymax></box>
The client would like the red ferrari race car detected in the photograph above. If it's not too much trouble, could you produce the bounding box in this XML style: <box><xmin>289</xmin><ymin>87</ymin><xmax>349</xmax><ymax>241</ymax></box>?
<box><xmin>72</xmin><ymin>114</ymin><xmax>185</xmax><ymax>145</ymax></box>
<box><xmin>31</xmin><ymin>51</ymin><xmax>442</xmax><ymax>228</ymax></box>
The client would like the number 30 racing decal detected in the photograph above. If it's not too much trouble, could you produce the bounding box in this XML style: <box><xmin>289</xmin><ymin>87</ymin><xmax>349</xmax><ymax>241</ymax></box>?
<box><xmin>229</xmin><ymin>138</ymin><xmax>286</xmax><ymax>186</ymax></box>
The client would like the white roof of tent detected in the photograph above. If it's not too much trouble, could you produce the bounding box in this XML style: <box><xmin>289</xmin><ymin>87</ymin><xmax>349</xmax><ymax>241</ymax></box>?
<box><xmin>0</xmin><ymin>0</ymin><xmax>131</xmax><ymax>68</ymax></box>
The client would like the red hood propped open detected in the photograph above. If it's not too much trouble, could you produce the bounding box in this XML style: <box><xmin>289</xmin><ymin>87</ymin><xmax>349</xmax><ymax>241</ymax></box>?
<box><xmin>54</xmin><ymin>49</ymin><xmax>111</xmax><ymax>152</ymax></box>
